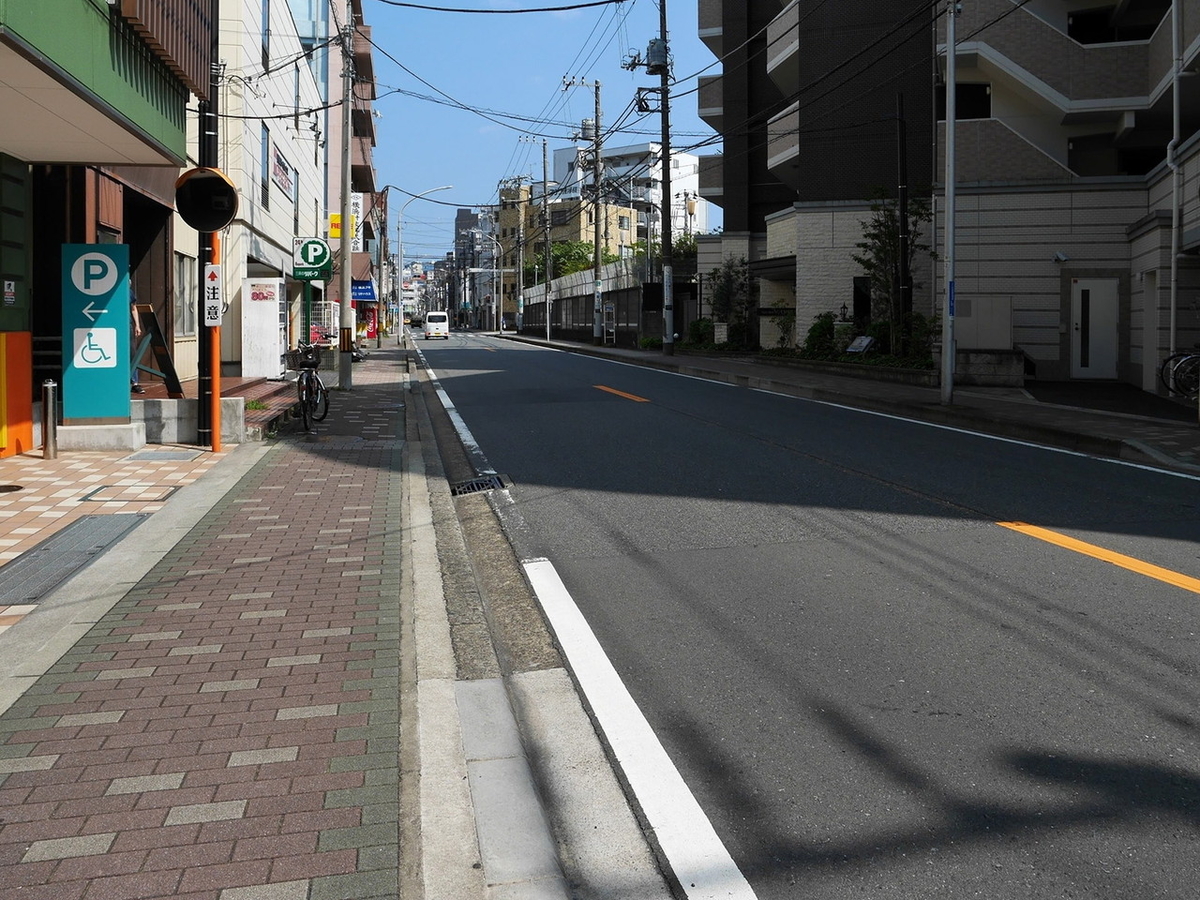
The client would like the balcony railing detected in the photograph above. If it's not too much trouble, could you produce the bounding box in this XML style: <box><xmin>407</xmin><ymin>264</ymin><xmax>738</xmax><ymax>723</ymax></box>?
<box><xmin>767</xmin><ymin>103</ymin><xmax>799</xmax><ymax>189</ymax></box>
<box><xmin>698</xmin><ymin>154</ymin><xmax>724</xmax><ymax>206</ymax></box>
<box><xmin>698</xmin><ymin>76</ymin><xmax>723</xmax><ymax>131</ymax></box>
<box><xmin>937</xmin><ymin>119</ymin><xmax>1072</xmax><ymax>184</ymax></box>
<box><xmin>766</xmin><ymin>1</ymin><xmax>799</xmax><ymax>97</ymax></box>
<box><xmin>698</xmin><ymin>0</ymin><xmax>723</xmax><ymax>57</ymax></box>
<box><xmin>950</xmin><ymin>0</ymin><xmax>1153</xmax><ymax>104</ymax></box>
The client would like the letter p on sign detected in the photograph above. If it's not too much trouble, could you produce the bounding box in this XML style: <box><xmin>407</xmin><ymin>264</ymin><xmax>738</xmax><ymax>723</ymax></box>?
<box><xmin>294</xmin><ymin>238</ymin><xmax>331</xmax><ymax>269</ymax></box>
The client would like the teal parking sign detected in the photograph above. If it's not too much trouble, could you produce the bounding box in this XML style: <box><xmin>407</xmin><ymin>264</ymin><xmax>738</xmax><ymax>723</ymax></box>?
<box><xmin>61</xmin><ymin>244</ymin><xmax>130</xmax><ymax>420</ymax></box>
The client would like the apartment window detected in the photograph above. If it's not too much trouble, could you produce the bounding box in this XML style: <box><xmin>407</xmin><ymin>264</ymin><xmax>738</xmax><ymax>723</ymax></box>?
<box><xmin>619</xmin><ymin>215</ymin><xmax>630</xmax><ymax>230</ymax></box>
<box><xmin>936</xmin><ymin>83</ymin><xmax>991</xmax><ymax>121</ymax></box>
<box><xmin>551</xmin><ymin>209</ymin><xmax>569</xmax><ymax>226</ymax></box>
<box><xmin>261</xmin><ymin>0</ymin><xmax>270</xmax><ymax>69</ymax></box>
<box><xmin>1068</xmin><ymin>8</ymin><xmax>1158</xmax><ymax>43</ymax></box>
<box><xmin>174</xmin><ymin>253</ymin><xmax>197</xmax><ymax>337</ymax></box>
<box><xmin>261</xmin><ymin>124</ymin><xmax>270</xmax><ymax>208</ymax></box>
<box><xmin>293</xmin><ymin>166</ymin><xmax>300</xmax><ymax>235</ymax></box>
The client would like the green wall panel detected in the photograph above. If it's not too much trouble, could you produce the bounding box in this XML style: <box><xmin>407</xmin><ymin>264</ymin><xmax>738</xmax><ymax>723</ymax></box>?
<box><xmin>0</xmin><ymin>0</ymin><xmax>187</xmax><ymax>160</ymax></box>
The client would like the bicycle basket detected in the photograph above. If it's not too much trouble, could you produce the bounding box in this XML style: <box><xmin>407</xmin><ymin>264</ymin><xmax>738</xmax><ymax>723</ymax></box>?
<box><xmin>286</xmin><ymin>348</ymin><xmax>321</xmax><ymax>370</ymax></box>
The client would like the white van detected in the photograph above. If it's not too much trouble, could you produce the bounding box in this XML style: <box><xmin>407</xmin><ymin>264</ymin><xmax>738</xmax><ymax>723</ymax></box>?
<box><xmin>423</xmin><ymin>310</ymin><xmax>450</xmax><ymax>340</ymax></box>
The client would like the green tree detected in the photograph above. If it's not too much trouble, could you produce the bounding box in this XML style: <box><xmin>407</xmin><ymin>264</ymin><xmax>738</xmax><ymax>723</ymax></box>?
<box><xmin>707</xmin><ymin>256</ymin><xmax>757</xmax><ymax>349</ymax></box>
<box><xmin>673</xmin><ymin>233</ymin><xmax>698</xmax><ymax>278</ymax></box>
<box><xmin>851</xmin><ymin>189</ymin><xmax>933</xmax><ymax>355</ymax></box>
<box><xmin>523</xmin><ymin>241</ymin><xmax>619</xmax><ymax>285</ymax></box>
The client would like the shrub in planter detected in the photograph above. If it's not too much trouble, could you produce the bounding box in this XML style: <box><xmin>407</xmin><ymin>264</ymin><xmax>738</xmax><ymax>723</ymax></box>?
<box><xmin>686</xmin><ymin>317</ymin><xmax>715</xmax><ymax>347</ymax></box>
<box><xmin>801</xmin><ymin>311</ymin><xmax>838</xmax><ymax>359</ymax></box>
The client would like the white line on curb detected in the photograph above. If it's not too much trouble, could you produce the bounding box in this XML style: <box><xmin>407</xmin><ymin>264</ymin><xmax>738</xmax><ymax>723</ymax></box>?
<box><xmin>420</xmin><ymin>347</ymin><xmax>756</xmax><ymax>898</ymax></box>
<box><xmin>523</xmin><ymin>557</ymin><xmax>757</xmax><ymax>900</ymax></box>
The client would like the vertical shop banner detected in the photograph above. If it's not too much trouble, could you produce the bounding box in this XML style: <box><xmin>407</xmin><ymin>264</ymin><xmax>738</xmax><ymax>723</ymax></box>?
<box><xmin>61</xmin><ymin>244</ymin><xmax>130</xmax><ymax>420</ymax></box>
<box><xmin>350</xmin><ymin>192</ymin><xmax>364</xmax><ymax>252</ymax></box>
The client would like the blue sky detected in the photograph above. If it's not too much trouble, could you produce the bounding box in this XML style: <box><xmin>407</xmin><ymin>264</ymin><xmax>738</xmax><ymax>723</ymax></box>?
<box><xmin>362</xmin><ymin>0</ymin><xmax>721</xmax><ymax>264</ymax></box>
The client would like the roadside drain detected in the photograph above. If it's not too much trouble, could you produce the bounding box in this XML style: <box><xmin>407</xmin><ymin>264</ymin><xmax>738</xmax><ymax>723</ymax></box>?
<box><xmin>450</xmin><ymin>474</ymin><xmax>506</xmax><ymax>497</ymax></box>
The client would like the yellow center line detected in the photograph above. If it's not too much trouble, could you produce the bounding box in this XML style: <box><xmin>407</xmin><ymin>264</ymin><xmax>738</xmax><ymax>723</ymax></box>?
<box><xmin>594</xmin><ymin>385</ymin><xmax>651</xmax><ymax>403</ymax></box>
<box><xmin>998</xmin><ymin>521</ymin><xmax>1200</xmax><ymax>594</ymax></box>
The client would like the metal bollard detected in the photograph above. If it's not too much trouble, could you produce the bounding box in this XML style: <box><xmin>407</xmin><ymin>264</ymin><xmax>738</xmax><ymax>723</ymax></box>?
<box><xmin>42</xmin><ymin>379</ymin><xmax>58</xmax><ymax>459</ymax></box>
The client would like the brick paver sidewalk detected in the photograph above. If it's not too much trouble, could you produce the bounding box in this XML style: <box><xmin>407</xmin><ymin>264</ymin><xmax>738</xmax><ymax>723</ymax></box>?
<box><xmin>0</xmin><ymin>350</ymin><xmax>409</xmax><ymax>900</ymax></box>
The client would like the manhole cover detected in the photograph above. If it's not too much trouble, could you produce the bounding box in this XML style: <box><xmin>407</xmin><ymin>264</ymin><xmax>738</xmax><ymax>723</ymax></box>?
<box><xmin>450</xmin><ymin>474</ymin><xmax>506</xmax><ymax>496</ymax></box>
<box><xmin>82</xmin><ymin>484</ymin><xmax>180</xmax><ymax>503</ymax></box>
<box><xmin>0</xmin><ymin>485</ymin><xmax>21</xmax><ymax>493</ymax></box>
<box><xmin>0</xmin><ymin>514</ymin><xmax>149</xmax><ymax>603</ymax></box>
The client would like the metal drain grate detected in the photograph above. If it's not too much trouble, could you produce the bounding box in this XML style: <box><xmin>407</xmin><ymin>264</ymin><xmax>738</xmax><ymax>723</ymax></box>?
<box><xmin>0</xmin><ymin>514</ymin><xmax>149</xmax><ymax>603</ymax></box>
<box><xmin>450</xmin><ymin>474</ymin><xmax>506</xmax><ymax>496</ymax></box>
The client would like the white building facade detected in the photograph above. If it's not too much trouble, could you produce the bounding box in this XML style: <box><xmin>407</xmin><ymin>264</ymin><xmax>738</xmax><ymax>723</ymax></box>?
<box><xmin>553</xmin><ymin>142</ymin><xmax>712</xmax><ymax>253</ymax></box>
<box><xmin>216</xmin><ymin>0</ymin><xmax>326</xmax><ymax>377</ymax></box>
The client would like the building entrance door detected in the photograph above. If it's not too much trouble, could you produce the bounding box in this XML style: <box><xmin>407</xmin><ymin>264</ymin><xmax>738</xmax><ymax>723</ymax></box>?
<box><xmin>1070</xmin><ymin>278</ymin><xmax>1118</xmax><ymax>379</ymax></box>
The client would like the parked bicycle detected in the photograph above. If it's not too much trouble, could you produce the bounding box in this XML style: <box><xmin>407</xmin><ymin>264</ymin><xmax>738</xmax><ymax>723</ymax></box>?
<box><xmin>286</xmin><ymin>341</ymin><xmax>329</xmax><ymax>431</ymax></box>
<box><xmin>1158</xmin><ymin>348</ymin><xmax>1200</xmax><ymax>400</ymax></box>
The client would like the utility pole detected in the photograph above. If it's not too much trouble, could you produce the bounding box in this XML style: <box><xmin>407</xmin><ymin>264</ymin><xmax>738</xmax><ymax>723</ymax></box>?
<box><xmin>592</xmin><ymin>82</ymin><xmax>603</xmax><ymax>345</ymax></box>
<box><xmin>197</xmin><ymin>0</ymin><xmax>220</xmax><ymax>449</ymax></box>
<box><xmin>338</xmin><ymin>1</ymin><xmax>355</xmax><ymax>390</ymax></box>
<box><xmin>645</xmin><ymin>8</ymin><xmax>674</xmax><ymax>355</ymax></box>
<box><xmin>941</xmin><ymin>0</ymin><xmax>957</xmax><ymax>404</ymax></box>
<box><xmin>543</xmin><ymin>139</ymin><xmax>552</xmax><ymax>342</ymax></box>
<box><xmin>897</xmin><ymin>93</ymin><xmax>910</xmax><ymax>353</ymax></box>
<box><xmin>517</xmin><ymin>217</ymin><xmax>525</xmax><ymax>331</ymax></box>
<box><xmin>625</xmin><ymin>19</ymin><xmax>673</xmax><ymax>352</ymax></box>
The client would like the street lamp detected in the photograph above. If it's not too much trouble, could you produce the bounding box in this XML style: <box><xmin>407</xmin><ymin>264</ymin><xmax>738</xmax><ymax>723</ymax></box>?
<box><xmin>393</xmin><ymin>184</ymin><xmax>453</xmax><ymax>336</ymax></box>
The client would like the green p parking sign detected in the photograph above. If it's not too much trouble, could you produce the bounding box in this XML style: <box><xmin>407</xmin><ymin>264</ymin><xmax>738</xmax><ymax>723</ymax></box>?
<box><xmin>293</xmin><ymin>237</ymin><xmax>332</xmax><ymax>281</ymax></box>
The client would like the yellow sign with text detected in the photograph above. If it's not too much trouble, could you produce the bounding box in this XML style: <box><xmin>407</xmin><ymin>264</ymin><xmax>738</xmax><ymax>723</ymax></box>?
<box><xmin>329</xmin><ymin>214</ymin><xmax>357</xmax><ymax>239</ymax></box>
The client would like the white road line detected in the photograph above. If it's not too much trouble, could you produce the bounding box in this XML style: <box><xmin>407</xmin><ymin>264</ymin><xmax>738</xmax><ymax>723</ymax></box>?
<box><xmin>422</xmin><ymin>349</ymin><xmax>753</xmax><ymax>897</ymax></box>
<box><xmin>524</xmin><ymin>557</ymin><xmax>757</xmax><ymax>900</ymax></box>
<box><xmin>421</xmin><ymin>360</ymin><xmax>495</xmax><ymax>475</ymax></box>
<box><xmin>751</xmin><ymin>388</ymin><xmax>1200</xmax><ymax>482</ymax></box>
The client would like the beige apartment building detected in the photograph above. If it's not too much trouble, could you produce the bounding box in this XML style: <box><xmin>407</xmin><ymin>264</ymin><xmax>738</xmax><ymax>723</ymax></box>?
<box><xmin>493</xmin><ymin>184</ymin><xmax>635</xmax><ymax>323</ymax></box>
<box><xmin>700</xmin><ymin>0</ymin><xmax>1200</xmax><ymax>392</ymax></box>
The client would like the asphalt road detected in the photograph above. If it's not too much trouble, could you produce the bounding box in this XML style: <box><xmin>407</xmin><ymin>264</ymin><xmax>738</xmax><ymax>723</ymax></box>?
<box><xmin>419</xmin><ymin>331</ymin><xmax>1200</xmax><ymax>900</ymax></box>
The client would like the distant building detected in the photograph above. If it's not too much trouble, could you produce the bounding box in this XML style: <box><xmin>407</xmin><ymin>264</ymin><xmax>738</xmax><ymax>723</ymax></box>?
<box><xmin>553</xmin><ymin>142</ymin><xmax>711</xmax><ymax>251</ymax></box>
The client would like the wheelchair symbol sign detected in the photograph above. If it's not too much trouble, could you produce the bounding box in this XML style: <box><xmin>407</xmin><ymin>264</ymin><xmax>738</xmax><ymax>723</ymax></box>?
<box><xmin>73</xmin><ymin>328</ymin><xmax>118</xmax><ymax>368</ymax></box>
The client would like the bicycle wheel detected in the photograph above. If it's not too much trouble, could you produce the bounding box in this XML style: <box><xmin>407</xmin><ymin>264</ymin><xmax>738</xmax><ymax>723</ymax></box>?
<box><xmin>1159</xmin><ymin>352</ymin><xmax>1191</xmax><ymax>394</ymax></box>
<box><xmin>1173</xmin><ymin>354</ymin><xmax>1200</xmax><ymax>399</ymax></box>
<box><xmin>310</xmin><ymin>375</ymin><xmax>329</xmax><ymax>421</ymax></box>
<box><xmin>298</xmin><ymin>374</ymin><xmax>313</xmax><ymax>431</ymax></box>
<box><xmin>1156</xmin><ymin>352</ymin><xmax>1195</xmax><ymax>393</ymax></box>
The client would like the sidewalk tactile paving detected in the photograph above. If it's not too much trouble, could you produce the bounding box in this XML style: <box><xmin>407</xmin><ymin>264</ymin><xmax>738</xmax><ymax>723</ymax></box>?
<box><xmin>0</xmin><ymin>351</ymin><xmax>407</xmax><ymax>900</ymax></box>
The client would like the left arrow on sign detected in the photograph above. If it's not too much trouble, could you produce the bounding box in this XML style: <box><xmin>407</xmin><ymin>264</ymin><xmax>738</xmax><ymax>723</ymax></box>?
<box><xmin>82</xmin><ymin>302</ymin><xmax>106</xmax><ymax>323</ymax></box>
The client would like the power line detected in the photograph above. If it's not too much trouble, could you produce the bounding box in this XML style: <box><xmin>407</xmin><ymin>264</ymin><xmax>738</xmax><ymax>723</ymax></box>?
<box><xmin>372</xmin><ymin>0</ymin><xmax>627</xmax><ymax>12</ymax></box>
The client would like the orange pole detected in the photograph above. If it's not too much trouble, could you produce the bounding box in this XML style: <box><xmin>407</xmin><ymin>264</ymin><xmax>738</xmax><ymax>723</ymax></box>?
<box><xmin>210</xmin><ymin>233</ymin><xmax>222</xmax><ymax>453</ymax></box>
